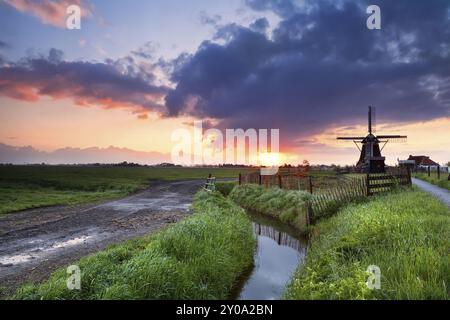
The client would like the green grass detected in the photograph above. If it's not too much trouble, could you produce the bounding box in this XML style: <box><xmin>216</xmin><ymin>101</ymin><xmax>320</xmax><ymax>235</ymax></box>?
<box><xmin>284</xmin><ymin>188</ymin><xmax>450</xmax><ymax>300</ymax></box>
<box><xmin>0</xmin><ymin>165</ymin><xmax>254</xmax><ymax>214</ymax></box>
<box><xmin>229</xmin><ymin>184</ymin><xmax>312</xmax><ymax>231</ymax></box>
<box><xmin>413</xmin><ymin>172</ymin><xmax>450</xmax><ymax>190</ymax></box>
<box><xmin>14</xmin><ymin>190</ymin><xmax>256</xmax><ymax>300</ymax></box>
<box><xmin>215</xmin><ymin>181</ymin><xmax>237</xmax><ymax>197</ymax></box>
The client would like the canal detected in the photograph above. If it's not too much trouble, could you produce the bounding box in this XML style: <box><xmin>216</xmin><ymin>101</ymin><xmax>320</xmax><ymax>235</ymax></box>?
<box><xmin>233</xmin><ymin>211</ymin><xmax>309</xmax><ymax>300</ymax></box>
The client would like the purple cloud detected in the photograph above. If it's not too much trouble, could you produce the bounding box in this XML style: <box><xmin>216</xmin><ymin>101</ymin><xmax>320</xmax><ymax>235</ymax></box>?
<box><xmin>165</xmin><ymin>0</ymin><xmax>450</xmax><ymax>148</ymax></box>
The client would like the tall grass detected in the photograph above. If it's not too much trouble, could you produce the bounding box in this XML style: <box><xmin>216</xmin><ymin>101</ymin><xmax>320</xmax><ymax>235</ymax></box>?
<box><xmin>284</xmin><ymin>188</ymin><xmax>450</xmax><ymax>300</ymax></box>
<box><xmin>14</xmin><ymin>191</ymin><xmax>255</xmax><ymax>300</ymax></box>
<box><xmin>215</xmin><ymin>181</ymin><xmax>237</xmax><ymax>196</ymax></box>
<box><xmin>229</xmin><ymin>184</ymin><xmax>312</xmax><ymax>231</ymax></box>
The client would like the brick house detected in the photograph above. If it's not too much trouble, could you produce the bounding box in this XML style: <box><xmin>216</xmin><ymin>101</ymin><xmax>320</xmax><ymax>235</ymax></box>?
<box><xmin>407</xmin><ymin>155</ymin><xmax>439</xmax><ymax>168</ymax></box>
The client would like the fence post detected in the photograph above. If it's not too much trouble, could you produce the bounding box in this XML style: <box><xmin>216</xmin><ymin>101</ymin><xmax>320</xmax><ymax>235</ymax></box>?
<box><xmin>258</xmin><ymin>173</ymin><xmax>262</xmax><ymax>186</ymax></box>
<box><xmin>238</xmin><ymin>173</ymin><xmax>242</xmax><ymax>185</ymax></box>
<box><xmin>407</xmin><ymin>167</ymin><xmax>412</xmax><ymax>186</ymax></box>
<box><xmin>278</xmin><ymin>175</ymin><xmax>282</xmax><ymax>189</ymax></box>
<box><xmin>437</xmin><ymin>165</ymin><xmax>440</xmax><ymax>180</ymax></box>
<box><xmin>309</xmin><ymin>176</ymin><xmax>313</xmax><ymax>194</ymax></box>
<box><xmin>428</xmin><ymin>166</ymin><xmax>431</xmax><ymax>177</ymax></box>
<box><xmin>366</xmin><ymin>174</ymin><xmax>370</xmax><ymax>196</ymax></box>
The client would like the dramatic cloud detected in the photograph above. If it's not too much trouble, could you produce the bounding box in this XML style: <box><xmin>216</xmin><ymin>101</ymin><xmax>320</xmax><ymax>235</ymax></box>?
<box><xmin>3</xmin><ymin>0</ymin><xmax>93</xmax><ymax>28</ymax></box>
<box><xmin>165</xmin><ymin>0</ymin><xmax>450</xmax><ymax>148</ymax></box>
<box><xmin>245</xmin><ymin>0</ymin><xmax>300</xmax><ymax>17</ymax></box>
<box><xmin>0</xmin><ymin>49</ymin><xmax>169</xmax><ymax>117</ymax></box>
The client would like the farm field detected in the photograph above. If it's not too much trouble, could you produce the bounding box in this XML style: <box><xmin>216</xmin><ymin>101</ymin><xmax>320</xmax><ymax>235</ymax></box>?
<box><xmin>0</xmin><ymin>166</ymin><xmax>256</xmax><ymax>215</ymax></box>
<box><xmin>413</xmin><ymin>172</ymin><xmax>450</xmax><ymax>191</ymax></box>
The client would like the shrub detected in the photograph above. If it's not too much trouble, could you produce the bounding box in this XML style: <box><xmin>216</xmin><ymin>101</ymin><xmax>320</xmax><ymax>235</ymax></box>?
<box><xmin>215</xmin><ymin>181</ymin><xmax>237</xmax><ymax>196</ymax></box>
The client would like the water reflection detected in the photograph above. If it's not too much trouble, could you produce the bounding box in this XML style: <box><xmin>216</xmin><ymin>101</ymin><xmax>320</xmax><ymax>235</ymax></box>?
<box><xmin>253</xmin><ymin>223</ymin><xmax>305</xmax><ymax>252</ymax></box>
<box><xmin>236</xmin><ymin>212</ymin><xmax>308</xmax><ymax>300</ymax></box>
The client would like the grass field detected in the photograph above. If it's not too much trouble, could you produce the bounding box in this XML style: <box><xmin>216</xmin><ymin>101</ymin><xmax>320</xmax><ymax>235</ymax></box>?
<box><xmin>14</xmin><ymin>190</ymin><xmax>255</xmax><ymax>300</ymax></box>
<box><xmin>284</xmin><ymin>188</ymin><xmax>450</xmax><ymax>300</ymax></box>
<box><xmin>0</xmin><ymin>165</ymin><xmax>255</xmax><ymax>214</ymax></box>
<box><xmin>413</xmin><ymin>171</ymin><xmax>450</xmax><ymax>190</ymax></box>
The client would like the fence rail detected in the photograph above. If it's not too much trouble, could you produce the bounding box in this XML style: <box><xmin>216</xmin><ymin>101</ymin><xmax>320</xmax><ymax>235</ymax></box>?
<box><xmin>366</xmin><ymin>167</ymin><xmax>411</xmax><ymax>196</ymax></box>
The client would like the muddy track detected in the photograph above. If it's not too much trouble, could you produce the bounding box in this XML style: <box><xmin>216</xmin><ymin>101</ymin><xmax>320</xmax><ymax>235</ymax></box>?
<box><xmin>0</xmin><ymin>179</ymin><xmax>207</xmax><ymax>297</ymax></box>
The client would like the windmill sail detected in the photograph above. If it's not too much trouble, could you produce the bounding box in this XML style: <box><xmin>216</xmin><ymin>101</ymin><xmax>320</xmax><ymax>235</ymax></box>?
<box><xmin>336</xmin><ymin>106</ymin><xmax>407</xmax><ymax>173</ymax></box>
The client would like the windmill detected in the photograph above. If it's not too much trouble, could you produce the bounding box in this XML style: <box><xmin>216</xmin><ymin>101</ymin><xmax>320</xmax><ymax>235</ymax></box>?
<box><xmin>337</xmin><ymin>106</ymin><xmax>407</xmax><ymax>173</ymax></box>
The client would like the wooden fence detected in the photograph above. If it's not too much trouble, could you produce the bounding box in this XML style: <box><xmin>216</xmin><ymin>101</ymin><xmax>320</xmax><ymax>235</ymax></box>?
<box><xmin>239</xmin><ymin>167</ymin><xmax>411</xmax><ymax>195</ymax></box>
<box><xmin>414</xmin><ymin>165</ymin><xmax>449</xmax><ymax>180</ymax></box>
<box><xmin>309</xmin><ymin>176</ymin><xmax>367</xmax><ymax>221</ymax></box>
<box><xmin>238</xmin><ymin>167</ymin><xmax>412</xmax><ymax>225</ymax></box>
<box><xmin>366</xmin><ymin>167</ymin><xmax>411</xmax><ymax>196</ymax></box>
<box><xmin>239</xmin><ymin>172</ymin><xmax>332</xmax><ymax>194</ymax></box>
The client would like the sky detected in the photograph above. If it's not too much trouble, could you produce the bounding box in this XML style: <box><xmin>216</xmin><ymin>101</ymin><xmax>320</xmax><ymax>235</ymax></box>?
<box><xmin>0</xmin><ymin>0</ymin><xmax>449</xmax><ymax>165</ymax></box>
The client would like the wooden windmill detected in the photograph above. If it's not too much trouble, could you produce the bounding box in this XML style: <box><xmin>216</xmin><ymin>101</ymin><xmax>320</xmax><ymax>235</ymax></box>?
<box><xmin>337</xmin><ymin>106</ymin><xmax>407</xmax><ymax>173</ymax></box>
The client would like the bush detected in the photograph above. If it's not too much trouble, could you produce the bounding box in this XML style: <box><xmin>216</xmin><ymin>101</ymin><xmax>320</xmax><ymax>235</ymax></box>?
<box><xmin>284</xmin><ymin>188</ymin><xmax>450</xmax><ymax>300</ymax></box>
<box><xmin>15</xmin><ymin>191</ymin><xmax>255</xmax><ymax>300</ymax></box>
<box><xmin>215</xmin><ymin>181</ymin><xmax>237</xmax><ymax>196</ymax></box>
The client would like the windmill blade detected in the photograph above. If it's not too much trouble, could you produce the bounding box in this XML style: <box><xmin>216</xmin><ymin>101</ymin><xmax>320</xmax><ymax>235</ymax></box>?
<box><xmin>377</xmin><ymin>135</ymin><xmax>407</xmax><ymax>143</ymax></box>
<box><xmin>336</xmin><ymin>137</ymin><xmax>366</xmax><ymax>140</ymax></box>
<box><xmin>369</xmin><ymin>105</ymin><xmax>377</xmax><ymax>134</ymax></box>
<box><xmin>376</xmin><ymin>135</ymin><xmax>407</xmax><ymax>138</ymax></box>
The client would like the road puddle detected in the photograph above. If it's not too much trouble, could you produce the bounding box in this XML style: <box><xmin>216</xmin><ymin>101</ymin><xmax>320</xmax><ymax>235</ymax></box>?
<box><xmin>0</xmin><ymin>235</ymin><xmax>93</xmax><ymax>266</ymax></box>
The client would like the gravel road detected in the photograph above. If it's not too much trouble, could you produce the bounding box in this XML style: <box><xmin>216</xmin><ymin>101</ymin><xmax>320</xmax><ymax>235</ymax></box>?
<box><xmin>0</xmin><ymin>179</ymin><xmax>206</xmax><ymax>296</ymax></box>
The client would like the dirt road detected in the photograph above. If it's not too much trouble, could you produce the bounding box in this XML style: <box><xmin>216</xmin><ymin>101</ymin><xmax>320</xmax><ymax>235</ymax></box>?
<box><xmin>0</xmin><ymin>179</ymin><xmax>206</xmax><ymax>296</ymax></box>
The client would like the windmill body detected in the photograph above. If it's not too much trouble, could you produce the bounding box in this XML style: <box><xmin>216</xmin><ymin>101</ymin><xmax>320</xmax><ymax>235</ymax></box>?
<box><xmin>337</xmin><ymin>107</ymin><xmax>407</xmax><ymax>173</ymax></box>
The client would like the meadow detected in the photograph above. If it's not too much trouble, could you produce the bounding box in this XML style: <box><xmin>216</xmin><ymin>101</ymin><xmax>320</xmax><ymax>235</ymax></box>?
<box><xmin>5</xmin><ymin>165</ymin><xmax>449</xmax><ymax>300</ymax></box>
<box><xmin>413</xmin><ymin>171</ymin><xmax>450</xmax><ymax>190</ymax></box>
<box><xmin>284</xmin><ymin>188</ymin><xmax>450</xmax><ymax>300</ymax></box>
<box><xmin>0</xmin><ymin>165</ymin><xmax>255</xmax><ymax>214</ymax></box>
<box><xmin>14</xmin><ymin>191</ymin><xmax>255</xmax><ymax>299</ymax></box>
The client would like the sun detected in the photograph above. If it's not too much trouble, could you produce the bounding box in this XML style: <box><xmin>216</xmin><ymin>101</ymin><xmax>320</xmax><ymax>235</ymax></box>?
<box><xmin>259</xmin><ymin>152</ymin><xmax>282</xmax><ymax>167</ymax></box>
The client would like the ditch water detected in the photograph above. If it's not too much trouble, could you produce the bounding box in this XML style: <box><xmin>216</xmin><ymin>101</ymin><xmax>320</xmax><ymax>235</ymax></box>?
<box><xmin>233</xmin><ymin>212</ymin><xmax>309</xmax><ymax>300</ymax></box>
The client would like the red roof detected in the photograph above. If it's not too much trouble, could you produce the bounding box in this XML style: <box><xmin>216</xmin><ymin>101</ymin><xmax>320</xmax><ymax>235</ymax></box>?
<box><xmin>407</xmin><ymin>155</ymin><xmax>439</xmax><ymax>166</ymax></box>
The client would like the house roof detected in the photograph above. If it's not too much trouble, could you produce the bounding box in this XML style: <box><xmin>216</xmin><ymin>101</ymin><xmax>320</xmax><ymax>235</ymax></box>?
<box><xmin>407</xmin><ymin>155</ymin><xmax>439</xmax><ymax>166</ymax></box>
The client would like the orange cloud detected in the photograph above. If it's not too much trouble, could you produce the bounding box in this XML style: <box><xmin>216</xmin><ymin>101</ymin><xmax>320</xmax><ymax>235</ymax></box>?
<box><xmin>137</xmin><ymin>113</ymin><xmax>148</xmax><ymax>120</ymax></box>
<box><xmin>0</xmin><ymin>50</ymin><xmax>169</xmax><ymax>116</ymax></box>
<box><xmin>4</xmin><ymin>0</ymin><xmax>93</xmax><ymax>28</ymax></box>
